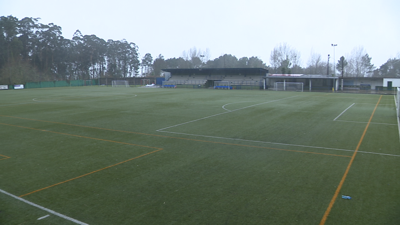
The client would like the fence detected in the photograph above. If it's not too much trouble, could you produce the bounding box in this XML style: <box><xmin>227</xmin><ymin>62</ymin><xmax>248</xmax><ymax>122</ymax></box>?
<box><xmin>98</xmin><ymin>77</ymin><xmax>157</xmax><ymax>86</ymax></box>
<box><xmin>25</xmin><ymin>80</ymin><xmax>98</xmax><ymax>89</ymax></box>
<box><xmin>396</xmin><ymin>88</ymin><xmax>400</xmax><ymax>119</ymax></box>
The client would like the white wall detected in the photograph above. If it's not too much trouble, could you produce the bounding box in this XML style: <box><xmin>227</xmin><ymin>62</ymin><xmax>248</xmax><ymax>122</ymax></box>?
<box><xmin>383</xmin><ymin>78</ymin><xmax>400</xmax><ymax>87</ymax></box>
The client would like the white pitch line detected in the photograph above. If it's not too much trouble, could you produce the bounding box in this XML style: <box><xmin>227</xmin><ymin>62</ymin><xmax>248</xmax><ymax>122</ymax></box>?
<box><xmin>1</xmin><ymin>102</ymin><xmax>36</xmax><ymax>106</ymax></box>
<box><xmin>222</xmin><ymin>100</ymin><xmax>259</xmax><ymax>112</ymax></box>
<box><xmin>158</xmin><ymin>130</ymin><xmax>400</xmax><ymax>157</ymax></box>
<box><xmin>32</xmin><ymin>98</ymin><xmax>60</xmax><ymax>103</ymax></box>
<box><xmin>0</xmin><ymin>189</ymin><xmax>89</xmax><ymax>225</ymax></box>
<box><xmin>37</xmin><ymin>215</ymin><xmax>50</xmax><ymax>220</ymax></box>
<box><xmin>335</xmin><ymin>120</ymin><xmax>397</xmax><ymax>126</ymax></box>
<box><xmin>157</xmin><ymin>95</ymin><xmax>298</xmax><ymax>131</ymax></box>
<box><xmin>395</xmin><ymin>95</ymin><xmax>400</xmax><ymax>143</ymax></box>
<box><xmin>157</xmin><ymin>130</ymin><xmax>355</xmax><ymax>152</ymax></box>
<box><xmin>221</xmin><ymin>103</ymin><xmax>232</xmax><ymax>112</ymax></box>
<box><xmin>333</xmin><ymin>103</ymin><xmax>355</xmax><ymax>121</ymax></box>
<box><xmin>358</xmin><ymin>151</ymin><xmax>400</xmax><ymax>157</ymax></box>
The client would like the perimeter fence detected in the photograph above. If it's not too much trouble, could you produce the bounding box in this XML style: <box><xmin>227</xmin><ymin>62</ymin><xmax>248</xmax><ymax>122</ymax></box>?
<box><xmin>25</xmin><ymin>80</ymin><xmax>97</xmax><ymax>88</ymax></box>
<box><xmin>396</xmin><ymin>88</ymin><xmax>400</xmax><ymax>119</ymax></box>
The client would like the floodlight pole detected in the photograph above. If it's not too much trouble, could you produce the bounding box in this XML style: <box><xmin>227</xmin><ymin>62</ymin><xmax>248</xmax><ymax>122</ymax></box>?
<box><xmin>331</xmin><ymin>44</ymin><xmax>337</xmax><ymax>76</ymax></box>
<box><xmin>327</xmin><ymin>54</ymin><xmax>330</xmax><ymax>76</ymax></box>
<box><xmin>200</xmin><ymin>55</ymin><xmax>205</xmax><ymax>64</ymax></box>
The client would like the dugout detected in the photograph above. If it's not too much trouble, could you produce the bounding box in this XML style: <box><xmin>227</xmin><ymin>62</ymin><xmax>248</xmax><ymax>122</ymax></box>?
<box><xmin>161</xmin><ymin>68</ymin><xmax>269</xmax><ymax>89</ymax></box>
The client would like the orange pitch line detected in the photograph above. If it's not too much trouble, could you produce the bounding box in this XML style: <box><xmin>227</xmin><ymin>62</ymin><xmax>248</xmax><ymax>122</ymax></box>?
<box><xmin>319</xmin><ymin>95</ymin><xmax>382</xmax><ymax>225</ymax></box>
<box><xmin>0</xmin><ymin>122</ymin><xmax>163</xmax><ymax>197</ymax></box>
<box><xmin>0</xmin><ymin>154</ymin><xmax>11</xmax><ymax>161</ymax></box>
<box><xmin>19</xmin><ymin>149</ymin><xmax>162</xmax><ymax>198</ymax></box>
<box><xmin>0</xmin><ymin>122</ymin><xmax>161</xmax><ymax>151</ymax></box>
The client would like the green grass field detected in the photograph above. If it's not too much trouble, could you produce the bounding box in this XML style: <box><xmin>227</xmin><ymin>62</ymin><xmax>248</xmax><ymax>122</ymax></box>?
<box><xmin>0</xmin><ymin>87</ymin><xmax>399</xmax><ymax>225</ymax></box>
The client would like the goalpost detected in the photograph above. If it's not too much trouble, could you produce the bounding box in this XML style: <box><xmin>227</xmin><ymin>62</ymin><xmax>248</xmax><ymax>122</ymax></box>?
<box><xmin>274</xmin><ymin>82</ymin><xmax>303</xmax><ymax>92</ymax></box>
<box><xmin>111</xmin><ymin>80</ymin><xmax>129</xmax><ymax>87</ymax></box>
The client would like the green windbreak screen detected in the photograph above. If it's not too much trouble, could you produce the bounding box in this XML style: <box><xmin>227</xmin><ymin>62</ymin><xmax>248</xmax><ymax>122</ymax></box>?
<box><xmin>70</xmin><ymin>80</ymin><xmax>84</xmax><ymax>86</ymax></box>
<box><xmin>25</xmin><ymin>80</ymin><xmax>93</xmax><ymax>88</ymax></box>
<box><xmin>25</xmin><ymin>82</ymin><xmax>41</xmax><ymax>88</ymax></box>
<box><xmin>55</xmin><ymin>80</ymin><xmax>69</xmax><ymax>87</ymax></box>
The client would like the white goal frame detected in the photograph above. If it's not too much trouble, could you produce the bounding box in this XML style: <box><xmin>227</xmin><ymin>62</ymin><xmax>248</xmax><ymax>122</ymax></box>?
<box><xmin>112</xmin><ymin>80</ymin><xmax>129</xmax><ymax>87</ymax></box>
<box><xmin>274</xmin><ymin>82</ymin><xmax>303</xmax><ymax>92</ymax></box>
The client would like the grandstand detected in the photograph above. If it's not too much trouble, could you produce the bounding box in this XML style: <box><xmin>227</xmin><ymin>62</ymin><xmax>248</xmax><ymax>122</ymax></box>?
<box><xmin>161</xmin><ymin>68</ymin><xmax>268</xmax><ymax>89</ymax></box>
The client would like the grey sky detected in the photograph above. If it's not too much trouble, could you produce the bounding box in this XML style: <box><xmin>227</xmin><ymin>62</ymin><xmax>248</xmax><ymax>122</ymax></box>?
<box><xmin>1</xmin><ymin>0</ymin><xmax>399</xmax><ymax>67</ymax></box>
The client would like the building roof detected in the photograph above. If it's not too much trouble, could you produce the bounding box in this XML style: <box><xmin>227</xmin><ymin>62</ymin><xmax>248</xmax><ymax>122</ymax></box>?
<box><xmin>162</xmin><ymin>68</ymin><xmax>269</xmax><ymax>75</ymax></box>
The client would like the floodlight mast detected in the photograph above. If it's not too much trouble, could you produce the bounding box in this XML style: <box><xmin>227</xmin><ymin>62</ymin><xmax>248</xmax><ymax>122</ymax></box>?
<box><xmin>331</xmin><ymin>44</ymin><xmax>337</xmax><ymax>76</ymax></box>
<box><xmin>327</xmin><ymin>54</ymin><xmax>330</xmax><ymax>76</ymax></box>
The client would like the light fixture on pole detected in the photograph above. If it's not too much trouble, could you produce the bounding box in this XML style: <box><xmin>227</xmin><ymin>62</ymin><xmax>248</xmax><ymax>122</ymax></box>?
<box><xmin>331</xmin><ymin>44</ymin><xmax>337</xmax><ymax>76</ymax></box>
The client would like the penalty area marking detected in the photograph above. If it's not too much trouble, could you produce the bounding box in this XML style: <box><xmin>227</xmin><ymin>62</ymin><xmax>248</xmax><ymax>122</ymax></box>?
<box><xmin>333</xmin><ymin>103</ymin><xmax>355</xmax><ymax>121</ymax></box>
<box><xmin>0</xmin><ymin>189</ymin><xmax>88</xmax><ymax>225</ymax></box>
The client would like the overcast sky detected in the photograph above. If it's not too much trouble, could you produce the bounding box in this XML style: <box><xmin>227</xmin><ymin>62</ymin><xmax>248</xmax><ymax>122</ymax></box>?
<box><xmin>1</xmin><ymin>0</ymin><xmax>400</xmax><ymax>67</ymax></box>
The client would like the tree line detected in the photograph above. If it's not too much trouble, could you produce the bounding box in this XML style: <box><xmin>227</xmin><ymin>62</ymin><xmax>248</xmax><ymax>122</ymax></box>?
<box><xmin>1</xmin><ymin>16</ymin><xmax>399</xmax><ymax>85</ymax></box>
<box><xmin>0</xmin><ymin>16</ymin><xmax>139</xmax><ymax>84</ymax></box>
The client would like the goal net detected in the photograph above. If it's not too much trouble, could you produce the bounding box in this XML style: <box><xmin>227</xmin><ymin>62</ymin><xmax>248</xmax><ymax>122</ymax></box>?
<box><xmin>112</xmin><ymin>80</ymin><xmax>129</xmax><ymax>87</ymax></box>
<box><xmin>274</xmin><ymin>82</ymin><xmax>303</xmax><ymax>92</ymax></box>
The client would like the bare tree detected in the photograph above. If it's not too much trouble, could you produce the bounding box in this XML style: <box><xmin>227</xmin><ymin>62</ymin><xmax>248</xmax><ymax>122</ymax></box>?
<box><xmin>305</xmin><ymin>51</ymin><xmax>326</xmax><ymax>74</ymax></box>
<box><xmin>269</xmin><ymin>43</ymin><xmax>301</xmax><ymax>74</ymax></box>
<box><xmin>182</xmin><ymin>47</ymin><xmax>209</xmax><ymax>68</ymax></box>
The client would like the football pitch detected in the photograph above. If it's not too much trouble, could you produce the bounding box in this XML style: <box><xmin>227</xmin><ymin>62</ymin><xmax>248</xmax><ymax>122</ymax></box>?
<box><xmin>0</xmin><ymin>87</ymin><xmax>399</xmax><ymax>225</ymax></box>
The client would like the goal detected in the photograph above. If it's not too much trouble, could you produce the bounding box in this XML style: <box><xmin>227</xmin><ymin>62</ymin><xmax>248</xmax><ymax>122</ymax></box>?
<box><xmin>274</xmin><ymin>82</ymin><xmax>303</xmax><ymax>92</ymax></box>
<box><xmin>112</xmin><ymin>80</ymin><xmax>129</xmax><ymax>87</ymax></box>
